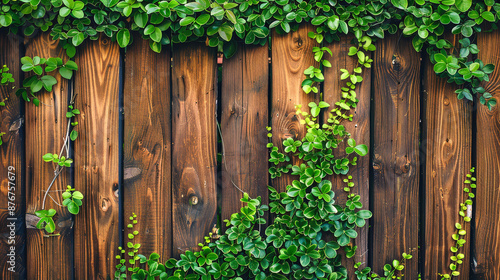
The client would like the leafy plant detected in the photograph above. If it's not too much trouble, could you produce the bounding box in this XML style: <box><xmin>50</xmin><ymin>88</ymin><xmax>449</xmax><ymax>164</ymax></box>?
<box><xmin>0</xmin><ymin>0</ymin><xmax>497</xmax><ymax>107</ymax></box>
<box><xmin>17</xmin><ymin>56</ymin><xmax>77</xmax><ymax>106</ymax></box>
<box><xmin>35</xmin><ymin>209</ymin><xmax>57</xmax><ymax>233</ymax></box>
<box><xmin>439</xmin><ymin>168</ymin><xmax>476</xmax><ymax>279</ymax></box>
<box><xmin>62</xmin><ymin>185</ymin><xmax>84</xmax><ymax>215</ymax></box>
<box><xmin>1</xmin><ymin>64</ymin><xmax>14</xmax><ymax>85</ymax></box>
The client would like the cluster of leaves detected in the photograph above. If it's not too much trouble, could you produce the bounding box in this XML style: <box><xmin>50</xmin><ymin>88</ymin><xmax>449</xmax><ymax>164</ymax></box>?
<box><xmin>432</xmin><ymin>38</ymin><xmax>496</xmax><ymax>109</ymax></box>
<box><xmin>438</xmin><ymin>168</ymin><xmax>476</xmax><ymax>279</ymax></box>
<box><xmin>116</xmin><ymin>213</ymin><xmax>141</xmax><ymax>280</ymax></box>
<box><xmin>0</xmin><ymin>0</ymin><xmax>498</xmax><ymax>105</ymax></box>
<box><xmin>34</xmin><ymin>185</ymin><xmax>83</xmax><ymax>233</ymax></box>
<box><xmin>42</xmin><ymin>152</ymin><xmax>74</xmax><ymax>167</ymax></box>
<box><xmin>1</xmin><ymin>64</ymin><xmax>15</xmax><ymax>86</ymax></box>
<box><xmin>62</xmin><ymin>185</ymin><xmax>84</xmax><ymax>214</ymax></box>
<box><xmin>112</xmin><ymin>35</ymin><xmax>413</xmax><ymax>280</ymax></box>
<box><xmin>18</xmin><ymin>56</ymin><xmax>78</xmax><ymax>106</ymax></box>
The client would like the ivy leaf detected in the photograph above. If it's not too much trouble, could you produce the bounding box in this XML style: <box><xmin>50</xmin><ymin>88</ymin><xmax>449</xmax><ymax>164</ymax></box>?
<box><xmin>455</xmin><ymin>0</ymin><xmax>472</xmax><ymax>12</ymax></box>
<box><xmin>218</xmin><ymin>24</ymin><xmax>233</xmax><ymax>41</ymax></box>
<box><xmin>116</xmin><ymin>29</ymin><xmax>130</xmax><ymax>48</ymax></box>
<box><xmin>354</xmin><ymin>144</ymin><xmax>368</xmax><ymax>156</ymax></box>
<box><xmin>70</xmin><ymin>130</ymin><xmax>78</xmax><ymax>141</ymax></box>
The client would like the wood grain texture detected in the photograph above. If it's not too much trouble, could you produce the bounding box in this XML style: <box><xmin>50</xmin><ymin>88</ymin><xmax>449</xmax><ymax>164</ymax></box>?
<box><xmin>271</xmin><ymin>24</ymin><xmax>319</xmax><ymax>193</ymax></box>
<box><xmin>422</xmin><ymin>36</ymin><xmax>472</xmax><ymax>280</ymax></box>
<box><xmin>220</xmin><ymin>44</ymin><xmax>269</xmax><ymax>224</ymax></box>
<box><xmin>371</xmin><ymin>34</ymin><xmax>420</xmax><ymax>277</ymax></box>
<box><xmin>323</xmin><ymin>35</ymin><xmax>371</xmax><ymax>277</ymax></box>
<box><xmin>171</xmin><ymin>43</ymin><xmax>217</xmax><ymax>256</ymax></box>
<box><xmin>73</xmin><ymin>37</ymin><xmax>120</xmax><ymax>280</ymax></box>
<box><xmin>0</xmin><ymin>31</ymin><xmax>26</xmax><ymax>280</ymax></box>
<box><xmin>24</xmin><ymin>33</ymin><xmax>73</xmax><ymax>280</ymax></box>
<box><xmin>123</xmin><ymin>35</ymin><xmax>172</xmax><ymax>259</ymax></box>
<box><xmin>472</xmin><ymin>30</ymin><xmax>500</xmax><ymax>279</ymax></box>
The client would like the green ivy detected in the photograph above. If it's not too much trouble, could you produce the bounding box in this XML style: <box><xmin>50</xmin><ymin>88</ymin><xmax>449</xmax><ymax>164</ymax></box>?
<box><xmin>112</xmin><ymin>34</ymin><xmax>415</xmax><ymax>280</ymax></box>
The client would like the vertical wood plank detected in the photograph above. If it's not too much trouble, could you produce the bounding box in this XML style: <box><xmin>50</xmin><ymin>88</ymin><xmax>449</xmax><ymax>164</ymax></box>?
<box><xmin>220</xmin><ymin>44</ymin><xmax>269</xmax><ymax>223</ymax></box>
<box><xmin>473</xmin><ymin>30</ymin><xmax>500</xmax><ymax>279</ymax></box>
<box><xmin>271</xmin><ymin>24</ymin><xmax>319</xmax><ymax>193</ymax></box>
<box><xmin>323</xmin><ymin>35</ymin><xmax>371</xmax><ymax>277</ymax></box>
<box><xmin>74</xmin><ymin>37</ymin><xmax>120</xmax><ymax>279</ymax></box>
<box><xmin>123</xmin><ymin>35</ymin><xmax>172</xmax><ymax>259</ymax></box>
<box><xmin>24</xmin><ymin>34</ymin><xmax>73</xmax><ymax>280</ymax></box>
<box><xmin>0</xmin><ymin>31</ymin><xmax>26</xmax><ymax>279</ymax></box>
<box><xmin>171</xmin><ymin>43</ymin><xmax>217</xmax><ymax>256</ymax></box>
<box><xmin>371</xmin><ymin>34</ymin><xmax>420</xmax><ymax>277</ymax></box>
<box><xmin>422</xmin><ymin>37</ymin><xmax>472</xmax><ymax>279</ymax></box>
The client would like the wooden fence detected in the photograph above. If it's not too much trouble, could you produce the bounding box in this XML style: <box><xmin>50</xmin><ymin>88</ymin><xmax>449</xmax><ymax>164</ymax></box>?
<box><xmin>1</xmin><ymin>25</ymin><xmax>499</xmax><ymax>280</ymax></box>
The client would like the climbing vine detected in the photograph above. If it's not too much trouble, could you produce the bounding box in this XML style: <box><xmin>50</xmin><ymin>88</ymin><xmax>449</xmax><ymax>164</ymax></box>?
<box><xmin>0</xmin><ymin>0</ymin><xmax>498</xmax><ymax>106</ymax></box>
<box><xmin>109</xmin><ymin>34</ymin><xmax>421</xmax><ymax>280</ymax></box>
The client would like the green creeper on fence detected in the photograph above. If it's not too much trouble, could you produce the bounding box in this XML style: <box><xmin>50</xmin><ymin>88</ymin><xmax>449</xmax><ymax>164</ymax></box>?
<box><xmin>0</xmin><ymin>0</ymin><xmax>498</xmax><ymax>108</ymax></box>
<box><xmin>113</xmin><ymin>34</ymin><xmax>415</xmax><ymax>280</ymax></box>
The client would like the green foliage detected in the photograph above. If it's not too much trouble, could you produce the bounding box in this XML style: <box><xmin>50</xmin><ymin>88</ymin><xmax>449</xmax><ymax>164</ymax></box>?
<box><xmin>438</xmin><ymin>168</ymin><xmax>476</xmax><ymax>279</ymax></box>
<box><xmin>115</xmin><ymin>213</ymin><xmax>141</xmax><ymax>280</ymax></box>
<box><xmin>62</xmin><ymin>185</ymin><xmax>84</xmax><ymax>215</ymax></box>
<box><xmin>0</xmin><ymin>0</ymin><xmax>498</xmax><ymax>106</ymax></box>
<box><xmin>112</xmin><ymin>35</ymin><xmax>413</xmax><ymax>280</ymax></box>
<box><xmin>42</xmin><ymin>152</ymin><xmax>74</xmax><ymax>167</ymax></box>
<box><xmin>0</xmin><ymin>132</ymin><xmax>5</xmax><ymax>146</ymax></box>
<box><xmin>1</xmin><ymin>64</ymin><xmax>14</xmax><ymax>85</ymax></box>
<box><xmin>16</xmin><ymin>56</ymin><xmax>78</xmax><ymax>106</ymax></box>
<box><xmin>35</xmin><ymin>208</ymin><xmax>57</xmax><ymax>233</ymax></box>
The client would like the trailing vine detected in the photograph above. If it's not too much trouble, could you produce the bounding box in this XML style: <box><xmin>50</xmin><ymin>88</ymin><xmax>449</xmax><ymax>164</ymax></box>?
<box><xmin>438</xmin><ymin>168</ymin><xmax>476</xmax><ymax>279</ymax></box>
<box><xmin>108</xmin><ymin>34</ymin><xmax>420</xmax><ymax>280</ymax></box>
<box><xmin>0</xmin><ymin>0</ymin><xmax>498</xmax><ymax>107</ymax></box>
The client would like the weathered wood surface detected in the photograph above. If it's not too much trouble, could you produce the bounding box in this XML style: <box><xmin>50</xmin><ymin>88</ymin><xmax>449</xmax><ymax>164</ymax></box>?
<box><xmin>323</xmin><ymin>35</ymin><xmax>371</xmax><ymax>278</ymax></box>
<box><xmin>271</xmin><ymin>24</ymin><xmax>319</xmax><ymax>193</ymax></box>
<box><xmin>220</xmin><ymin>44</ymin><xmax>269</xmax><ymax>223</ymax></box>
<box><xmin>74</xmin><ymin>37</ymin><xmax>120</xmax><ymax>279</ymax></box>
<box><xmin>24</xmin><ymin>34</ymin><xmax>73</xmax><ymax>280</ymax></box>
<box><xmin>371</xmin><ymin>34</ymin><xmax>420</xmax><ymax>277</ymax></box>
<box><xmin>123</xmin><ymin>35</ymin><xmax>172</xmax><ymax>259</ymax></box>
<box><xmin>422</xmin><ymin>35</ymin><xmax>472</xmax><ymax>280</ymax></box>
<box><xmin>0</xmin><ymin>31</ymin><xmax>26</xmax><ymax>280</ymax></box>
<box><xmin>473</xmin><ymin>30</ymin><xmax>500</xmax><ymax>279</ymax></box>
<box><xmin>171</xmin><ymin>43</ymin><xmax>217</xmax><ymax>256</ymax></box>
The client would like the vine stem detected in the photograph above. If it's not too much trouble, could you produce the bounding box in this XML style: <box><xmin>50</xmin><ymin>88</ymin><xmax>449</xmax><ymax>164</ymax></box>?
<box><xmin>41</xmin><ymin>93</ymin><xmax>76</xmax><ymax>209</ymax></box>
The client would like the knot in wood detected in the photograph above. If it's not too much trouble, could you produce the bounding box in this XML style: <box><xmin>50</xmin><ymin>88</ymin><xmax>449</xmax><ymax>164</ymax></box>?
<box><xmin>395</xmin><ymin>156</ymin><xmax>411</xmax><ymax>175</ymax></box>
<box><xmin>391</xmin><ymin>54</ymin><xmax>401</xmax><ymax>70</ymax></box>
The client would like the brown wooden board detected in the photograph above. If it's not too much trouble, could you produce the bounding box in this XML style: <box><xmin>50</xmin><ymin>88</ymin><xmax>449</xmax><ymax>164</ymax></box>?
<box><xmin>171</xmin><ymin>43</ymin><xmax>217</xmax><ymax>256</ymax></box>
<box><xmin>271</xmin><ymin>24</ymin><xmax>319</xmax><ymax>193</ymax></box>
<box><xmin>123</xmin><ymin>35</ymin><xmax>172</xmax><ymax>259</ymax></box>
<box><xmin>323</xmin><ymin>35</ymin><xmax>371</xmax><ymax>277</ymax></box>
<box><xmin>0</xmin><ymin>31</ymin><xmax>26</xmax><ymax>279</ymax></box>
<box><xmin>422</xmin><ymin>36</ymin><xmax>472</xmax><ymax>280</ymax></box>
<box><xmin>473</xmin><ymin>30</ymin><xmax>500</xmax><ymax>279</ymax></box>
<box><xmin>73</xmin><ymin>37</ymin><xmax>120</xmax><ymax>279</ymax></box>
<box><xmin>24</xmin><ymin>34</ymin><xmax>73</xmax><ymax>280</ymax></box>
<box><xmin>371</xmin><ymin>34</ymin><xmax>420</xmax><ymax>277</ymax></box>
<box><xmin>220</xmin><ymin>44</ymin><xmax>269</xmax><ymax>224</ymax></box>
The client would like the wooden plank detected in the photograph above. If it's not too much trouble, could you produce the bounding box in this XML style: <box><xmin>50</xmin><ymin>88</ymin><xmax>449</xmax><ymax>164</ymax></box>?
<box><xmin>0</xmin><ymin>31</ymin><xmax>26</xmax><ymax>279</ymax></box>
<box><xmin>422</xmin><ymin>36</ymin><xmax>472</xmax><ymax>280</ymax></box>
<box><xmin>371</xmin><ymin>34</ymin><xmax>420</xmax><ymax>277</ymax></box>
<box><xmin>220</xmin><ymin>44</ymin><xmax>269</xmax><ymax>223</ymax></box>
<box><xmin>271</xmin><ymin>24</ymin><xmax>319</xmax><ymax>193</ymax></box>
<box><xmin>171</xmin><ymin>43</ymin><xmax>217</xmax><ymax>256</ymax></box>
<box><xmin>472</xmin><ymin>30</ymin><xmax>500</xmax><ymax>279</ymax></box>
<box><xmin>24</xmin><ymin>33</ymin><xmax>73</xmax><ymax>280</ymax></box>
<box><xmin>73</xmin><ymin>37</ymin><xmax>120</xmax><ymax>279</ymax></box>
<box><xmin>123</xmin><ymin>35</ymin><xmax>172</xmax><ymax>259</ymax></box>
<box><xmin>323</xmin><ymin>35</ymin><xmax>371</xmax><ymax>277</ymax></box>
